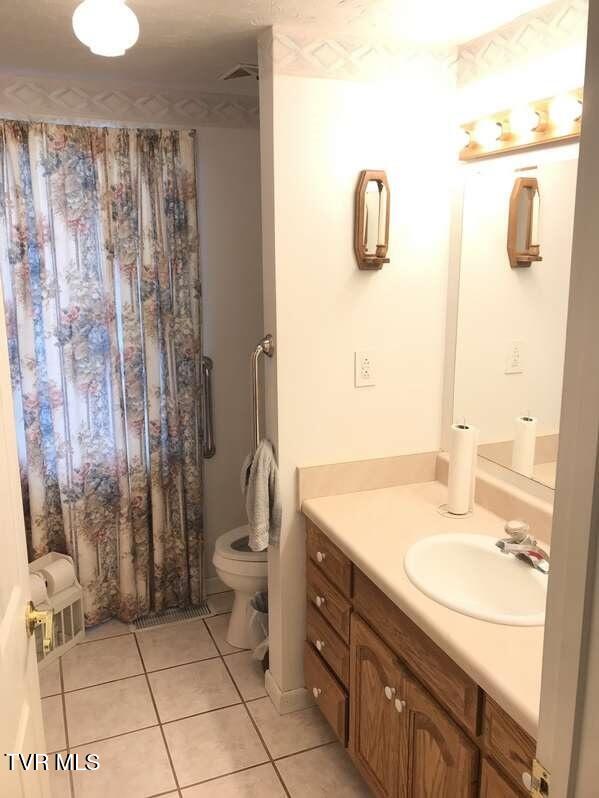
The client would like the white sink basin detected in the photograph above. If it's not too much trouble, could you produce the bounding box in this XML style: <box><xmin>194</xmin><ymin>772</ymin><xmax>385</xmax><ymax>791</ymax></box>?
<box><xmin>404</xmin><ymin>533</ymin><xmax>547</xmax><ymax>626</ymax></box>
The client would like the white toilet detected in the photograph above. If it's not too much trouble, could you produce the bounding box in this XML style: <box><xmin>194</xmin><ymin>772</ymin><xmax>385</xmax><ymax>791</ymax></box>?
<box><xmin>212</xmin><ymin>525</ymin><xmax>268</xmax><ymax>649</ymax></box>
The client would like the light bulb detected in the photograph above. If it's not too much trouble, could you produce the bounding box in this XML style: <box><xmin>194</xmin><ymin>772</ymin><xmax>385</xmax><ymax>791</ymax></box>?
<box><xmin>457</xmin><ymin>128</ymin><xmax>471</xmax><ymax>151</ymax></box>
<box><xmin>550</xmin><ymin>95</ymin><xmax>582</xmax><ymax>129</ymax></box>
<box><xmin>510</xmin><ymin>106</ymin><xmax>541</xmax><ymax>137</ymax></box>
<box><xmin>73</xmin><ymin>0</ymin><xmax>139</xmax><ymax>57</ymax></box>
<box><xmin>475</xmin><ymin>119</ymin><xmax>503</xmax><ymax>149</ymax></box>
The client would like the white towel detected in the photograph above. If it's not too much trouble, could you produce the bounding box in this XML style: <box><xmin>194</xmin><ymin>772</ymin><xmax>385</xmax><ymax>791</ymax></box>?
<box><xmin>241</xmin><ymin>439</ymin><xmax>281</xmax><ymax>552</ymax></box>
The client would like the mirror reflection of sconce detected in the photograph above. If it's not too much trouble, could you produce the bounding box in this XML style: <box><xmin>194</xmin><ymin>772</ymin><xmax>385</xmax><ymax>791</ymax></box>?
<box><xmin>507</xmin><ymin>177</ymin><xmax>542</xmax><ymax>268</ymax></box>
<box><xmin>354</xmin><ymin>170</ymin><xmax>390</xmax><ymax>270</ymax></box>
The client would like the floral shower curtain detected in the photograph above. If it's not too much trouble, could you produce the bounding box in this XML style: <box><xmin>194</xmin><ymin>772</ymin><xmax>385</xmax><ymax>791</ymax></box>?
<box><xmin>0</xmin><ymin>121</ymin><xmax>203</xmax><ymax>625</ymax></box>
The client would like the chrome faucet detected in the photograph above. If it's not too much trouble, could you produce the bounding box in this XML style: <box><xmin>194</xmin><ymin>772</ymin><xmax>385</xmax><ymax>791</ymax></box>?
<box><xmin>496</xmin><ymin>520</ymin><xmax>550</xmax><ymax>574</ymax></box>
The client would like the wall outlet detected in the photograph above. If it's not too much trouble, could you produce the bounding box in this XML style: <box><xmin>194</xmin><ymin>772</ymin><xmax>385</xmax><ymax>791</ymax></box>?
<box><xmin>505</xmin><ymin>340</ymin><xmax>525</xmax><ymax>374</ymax></box>
<box><xmin>355</xmin><ymin>350</ymin><xmax>376</xmax><ymax>388</ymax></box>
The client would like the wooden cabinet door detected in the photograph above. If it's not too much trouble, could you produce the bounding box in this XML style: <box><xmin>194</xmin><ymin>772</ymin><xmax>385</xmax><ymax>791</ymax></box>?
<box><xmin>401</xmin><ymin>674</ymin><xmax>479</xmax><ymax>798</ymax></box>
<box><xmin>480</xmin><ymin>760</ymin><xmax>523</xmax><ymax>798</ymax></box>
<box><xmin>349</xmin><ymin>614</ymin><xmax>404</xmax><ymax>798</ymax></box>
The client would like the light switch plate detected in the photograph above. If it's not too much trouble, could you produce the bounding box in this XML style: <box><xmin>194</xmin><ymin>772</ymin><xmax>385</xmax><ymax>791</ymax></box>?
<box><xmin>355</xmin><ymin>350</ymin><xmax>376</xmax><ymax>387</ymax></box>
<box><xmin>505</xmin><ymin>341</ymin><xmax>525</xmax><ymax>374</ymax></box>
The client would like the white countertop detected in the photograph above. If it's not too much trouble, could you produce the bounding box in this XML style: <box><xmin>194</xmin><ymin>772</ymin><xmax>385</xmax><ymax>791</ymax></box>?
<box><xmin>302</xmin><ymin>480</ymin><xmax>544</xmax><ymax>738</ymax></box>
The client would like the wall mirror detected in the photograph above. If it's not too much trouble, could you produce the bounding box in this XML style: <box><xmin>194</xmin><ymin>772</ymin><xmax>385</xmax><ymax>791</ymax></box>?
<box><xmin>354</xmin><ymin>170</ymin><xmax>390</xmax><ymax>270</ymax></box>
<box><xmin>449</xmin><ymin>152</ymin><xmax>578</xmax><ymax>489</ymax></box>
<box><xmin>507</xmin><ymin>177</ymin><xmax>542</xmax><ymax>268</ymax></box>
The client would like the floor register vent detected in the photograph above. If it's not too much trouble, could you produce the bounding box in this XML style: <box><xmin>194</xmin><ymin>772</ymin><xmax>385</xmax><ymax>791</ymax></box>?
<box><xmin>133</xmin><ymin>602</ymin><xmax>211</xmax><ymax>630</ymax></box>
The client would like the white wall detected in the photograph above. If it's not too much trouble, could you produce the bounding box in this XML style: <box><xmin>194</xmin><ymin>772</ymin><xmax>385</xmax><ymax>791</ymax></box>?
<box><xmin>196</xmin><ymin>127</ymin><xmax>263</xmax><ymax>583</ymax></box>
<box><xmin>453</xmin><ymin>148</ymin><xmax>578</xmax><ymax>443</ymax></box>
<box><xmin>259</xmin><ymin>39</ymin><xmax>456</xmax><ymax>697</ymax></box>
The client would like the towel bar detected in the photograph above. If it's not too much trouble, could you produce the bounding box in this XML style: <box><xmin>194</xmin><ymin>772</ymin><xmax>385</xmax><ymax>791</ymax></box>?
<box><xmin>251</xmin><ymin>335</ymin><xmax>274</xmax><ymax>456</ymax></box>
<box><xmin>202</xmin><ymin>355</ymin><xmax>216</xmax><ymax>458</ymax></box>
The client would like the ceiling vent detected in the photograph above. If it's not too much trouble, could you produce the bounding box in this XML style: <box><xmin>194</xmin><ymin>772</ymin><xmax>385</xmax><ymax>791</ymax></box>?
<box><xmin>219</xmin><ymin>63</ymin><xmax>259</xmax><ymax>81</ymax></box>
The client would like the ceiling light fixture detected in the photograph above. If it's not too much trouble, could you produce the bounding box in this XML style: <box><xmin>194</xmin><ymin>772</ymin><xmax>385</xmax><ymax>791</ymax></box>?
<box><xmin>72</xmin><ymin>0</ymin><xmax>139</xmax><ymax>57</ymax></box>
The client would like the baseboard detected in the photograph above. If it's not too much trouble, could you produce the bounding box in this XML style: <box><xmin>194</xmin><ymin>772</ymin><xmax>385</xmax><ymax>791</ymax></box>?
<box><xmin>265</xmin><ymin>669</ymin><xmax>314</xmax><ymax>715</ymax></box>
<box><xmin>205</xmin><ymin>575</ymin><xmax>228</xmax><ymax>596</ymax></box>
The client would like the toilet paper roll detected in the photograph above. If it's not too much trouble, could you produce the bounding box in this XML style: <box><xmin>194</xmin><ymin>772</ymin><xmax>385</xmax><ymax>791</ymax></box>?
<box><xmin>29</xmin><ymin>572</ymin><xmax>49</xmax><ymax>607</ymax></box>
<box><xmin>40</xmin><ymin>557</ymin><xmax>76</xmax><ymax>596</ymax></box>
<box><xmin>512</xmin><ymin>415</ymin><xmax>538</xmax><ymax>478</ymax></box>
<box><xmin>447</xmin><ymin>423</ymin><xmax>479</xmax><ymax>515</ymax></box>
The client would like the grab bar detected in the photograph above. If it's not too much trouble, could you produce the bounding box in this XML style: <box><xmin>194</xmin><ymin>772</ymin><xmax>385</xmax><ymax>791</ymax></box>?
<box><xmin>251</xmin><ymin>335</ymin><xmax>274</xmax><ymax>456</ymax></box>
<box><xmin>202</xmin><ymin>356</ymin><xmax>216</xmax><ymax>459</ymax></box>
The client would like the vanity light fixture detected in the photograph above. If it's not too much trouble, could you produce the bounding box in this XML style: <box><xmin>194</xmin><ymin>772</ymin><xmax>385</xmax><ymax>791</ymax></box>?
<box><xmin>549</xmin><ymin>94</ymin><xmax>583</xmax><ymax>129</ymax></box>
<box><xmin>459</xmin><ymin>89</ymin><xmax>582</xmax><ymax>161</ymax></box>
<box><xmin>72</xmin><ymin>0</ymin><xmax>139</xmax><ymax>57</ymax></box>
<box><xmin>510</xmin><ymin>106</ymin><xmax>542</xmax><ymax>137</ymax></box>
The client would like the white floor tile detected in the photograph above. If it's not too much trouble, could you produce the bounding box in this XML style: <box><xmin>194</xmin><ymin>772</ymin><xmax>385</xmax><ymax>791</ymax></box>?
<box><xmin>42</xmin><ymin>695</ymin><xmax>66</xmax><ymax>753</ymax></box>
<box><xmin>163</xmin><ymin>704</ymin><xmax>267</xmax><ymax>787</ymax></box>
<box><xmin>224</xmin><ymin>651</ymin><xmax>267</xmax><ymax>701</ymax></box>
<box><xmin>247</xmin><ymin>697</ymin><xmax>335</xmax><ymax>759</ymax></box>
<box><xmin>84</xmin><ymin>619</ymin><xmax>131</xmax><ymax>642</ymax></box>
<box><xmin>61</xmin><ymin>635</ymin><xmax>142</xmax><ymax>692</ymax></box>
<box><xmin>204</xmin><ymin>614</ymin><xmax>245</xmax><ymax>656</ymax></box>
<box><xmin>65</xmin><ymin>675</ymin><xmax>157</xmax><ymax>746</ymax></box>
<box><xmin>39</xmin><ymin>659</ymin><xmax>61</xmax><ymax>698</ymax></box>
<box><xmin>276</xmin><ymin>743</ymin><xmax>370</xmax><ymax>796</ymax></box>
<box><xmin>148</xmin><ymin>659</ymin><xmax>240</xmax><ymax>723</ymax></box>
<box><xmin>207</xmin><ymin>592</ymin><xmax>234</xmax><ymax>615</ymax></box>
<box><xmin>71</xmin><ymin>727</ymin><xmax>175</xmax><ymax>798</ymax></box>
<box><xmin>136</xmin><ymin>620</ymin><xmax>218</xmax><ymax>671</ymax></box>
<box><xmin>182</xmin><ymin>763</ymin><xmax>286</xmax><ymax>797</ymax></box>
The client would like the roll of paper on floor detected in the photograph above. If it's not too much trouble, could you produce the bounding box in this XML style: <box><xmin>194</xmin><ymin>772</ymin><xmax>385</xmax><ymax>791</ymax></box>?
<box><xmin>512</xmin><ymin>415</ymin><xmax>538</xmax><ymax>478</ymax></box>
<box><xmin>447</xmin><ymin>422</ymin><xmax>479</xmax><ymax>515</ymax></box>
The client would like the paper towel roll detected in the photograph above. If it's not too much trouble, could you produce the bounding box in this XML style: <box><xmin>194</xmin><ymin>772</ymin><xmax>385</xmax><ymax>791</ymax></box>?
<box><xmin>512</xmin><ymin>415</ymin><xmax>538</xmax><ymax>478</ymax></box>
<box><xmin>29</xmin><ymin>572</ymin><xmax>49</xmax><ymax>607</ymax></box>
<box><xmin>40</xmin><ymin>556</ymin><xmax>76</xmax><ymax>596</ymax></box>
<box><xmin>447</xmin><ymin>423</ymin><xmax>479</xmax><ymax>515</ymax></box>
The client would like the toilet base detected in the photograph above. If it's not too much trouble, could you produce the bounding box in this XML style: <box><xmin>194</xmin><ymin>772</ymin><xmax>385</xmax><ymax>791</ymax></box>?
<box><xmin>226</xmin><ymin>590</ymin><xmax>262</xmax><ymax>650</ymax></box>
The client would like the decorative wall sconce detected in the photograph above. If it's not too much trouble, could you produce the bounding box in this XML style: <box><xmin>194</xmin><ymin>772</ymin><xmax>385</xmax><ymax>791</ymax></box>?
<box><xmin>507</xmin><ymin>177</ymin><xmax>542</xmax><ymax>268</ymax></box>
<box><xmin>459</xmin><ymin>89</ymin><xmax>582</xmax><ymax>161</ymax></box>
<box><xmin>354</xmin><ymin>171</ymin><xmax>390</xmax><ymax>270</ymax></box>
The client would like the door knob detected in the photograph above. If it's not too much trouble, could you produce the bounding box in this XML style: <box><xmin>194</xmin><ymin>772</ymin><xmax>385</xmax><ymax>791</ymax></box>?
<box><xmin>522</xmin><ymin>773</ymin><xmax>532</xmax><ymax>790</ymax></box>
<box><xmin>316</xmin><ymin>551</ymin><xmax>326</xmax><ymax>563</ymax></box>
<box><xmin>394</xmin><ymin>698</ymin><xmax>407</xmax><ymax>714</ymax></box>
<box><xmin>314</xmin><ymin>595</ymin><xmax>326</xmax><ymax>608</ymax></box>
<box><xmin>312</xmin><ymin>687</ymin><xmax>322</xmax><ymax>699</ymax></box>
<box><xmin>315</xmin><ymin>639</ymin><xmax>325</xmax><ymax>652</ymax></box>
<box><xmin>384</xmin><ymin>686</ymin><xmax>396</xmax><ymax>700</ymax></box>
<box><xmin>26</xmin><ymin>602</ymin><xmax>54</xmax><ymax>654</ymax></box>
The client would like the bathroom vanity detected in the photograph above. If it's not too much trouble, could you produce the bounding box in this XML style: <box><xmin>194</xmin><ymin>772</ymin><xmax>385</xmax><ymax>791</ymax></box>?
<box><xmin>302</xmin><ymin>480</ymin><xmax>543</xmax><ymax>798</ymax></box>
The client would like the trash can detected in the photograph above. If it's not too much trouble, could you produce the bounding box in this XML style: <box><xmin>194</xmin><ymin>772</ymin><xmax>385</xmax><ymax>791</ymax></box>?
<box><xmin>248</xmin><ymin>591</ymin><xmax>269</xmax><ymax>669</ymax></box>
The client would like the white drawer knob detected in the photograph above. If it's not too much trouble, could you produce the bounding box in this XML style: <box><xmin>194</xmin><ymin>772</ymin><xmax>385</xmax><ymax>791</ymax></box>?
<box><xmin>315</xmin><ymin>595</ymin><xmax>326</xmax><ymax>608</ymax></box>
<box><xmin>394</xmin><ymin>698</ymin><xmax>406</xmax><ymax>714</ymax></box>
<box><xmin>316</xmin><ymin>551</ymin><xmax>326</xmax><ymax>563</ymax></box>
<box><xmin>315</xmin><ymin>639</ymin><xmax>325</xmax><ymax>652</ymax></box>
<box><xmin>384</xmin><ymin>686</ymin><xmax>396</xmax><ymax>700</ymax></box>
<box><xmin>522</xmin><ymin>773</ymin><xmax>532</xmax><ymax>790</ymax></box>
<box><xmin>312</xmin><ymin>687</ymin><xmax>322</xmax><ymax>699</ymax></box>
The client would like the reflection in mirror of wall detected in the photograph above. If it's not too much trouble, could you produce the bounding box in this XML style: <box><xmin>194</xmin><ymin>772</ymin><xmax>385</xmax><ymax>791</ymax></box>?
<box><xmin>452</xmin><ymin>152</ymin><xmax>578</xmax><ymax>489</ymax></box>
<box><xmin>354</xmin><ymin>170</ymin><xmax>390</xmax><ymax>270</ymax></box>
<box><xmin>507</xmin><ymin>177</ymin><xmax>542</xmax><ymax>268</ymax></box>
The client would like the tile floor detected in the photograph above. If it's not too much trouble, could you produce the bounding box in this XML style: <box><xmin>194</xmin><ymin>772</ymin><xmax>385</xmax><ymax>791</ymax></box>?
<box><xmin>39</xmin><ymin>592</ymin><xmax>369</xmax><ymax>798</ymax></box>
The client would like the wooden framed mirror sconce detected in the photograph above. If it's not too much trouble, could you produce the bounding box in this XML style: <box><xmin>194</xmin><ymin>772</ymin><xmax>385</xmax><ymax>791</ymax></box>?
<box><xmin>354</xmin><ymin>170</ymin><xmax>390</xmax><ymax>270</ymax></box>
<box><xmin>507</xmin><ymin>177</ymin><xmax>542</xmax><ymax>268</ymax></box>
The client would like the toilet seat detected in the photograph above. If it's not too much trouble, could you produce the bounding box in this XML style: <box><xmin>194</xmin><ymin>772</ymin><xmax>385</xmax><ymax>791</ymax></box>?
<box><xmin>215</xmin><ymin>525</ymin><xmax>267</xmax><ymax>563</ymax></box>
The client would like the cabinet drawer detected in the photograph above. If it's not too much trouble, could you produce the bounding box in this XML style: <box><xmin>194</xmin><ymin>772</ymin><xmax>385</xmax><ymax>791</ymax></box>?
<box><xmin>353</xmin><ymin>568</ymin><xmax>481</xmax><ymax>736</ymax></box>
<box><xmin>307</xmin><ymin>559</ymin><xmax>351</xmax><ymax>643</ymax></box>
<box><xmin>304</xmin><ymin>641</ymin><xmax>348</xmax><ymax>744</ymax></box>
<box><xmin>306</xmin><ymin>521</ymin><xmax>352</xmax><ymax>599</ymax></box>
<box><xmin>483</xmin><ymin>697</ymin><xmax>535</xmax><ymax>793</ymax></box>
<box><xmin>480</xmin><ymin>759</ymin><xmax>525</xmax><ymax>798</ymax></box>
<box><xmin>306</xmin><ymin>603</ymin><xmax>350</xmax><ymax>687</ymax></box>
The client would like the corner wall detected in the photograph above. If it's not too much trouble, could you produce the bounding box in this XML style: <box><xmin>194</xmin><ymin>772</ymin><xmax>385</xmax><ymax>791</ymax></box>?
<box><xmin>259</xmin><ymin>29</ymin><xmax>457</xmax><ymax>701</ymax></box>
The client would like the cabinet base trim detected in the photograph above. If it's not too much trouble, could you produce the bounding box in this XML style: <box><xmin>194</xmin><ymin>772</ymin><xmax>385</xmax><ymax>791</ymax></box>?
<box><xmin>265</xmin><ymin>669</ymin><xmax>315</xmax><ymax>714</ymax></box>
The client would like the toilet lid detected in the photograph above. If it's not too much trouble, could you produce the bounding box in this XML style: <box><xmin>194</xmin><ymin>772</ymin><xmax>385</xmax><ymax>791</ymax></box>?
<box><xmin>215</xmin><ymin>525</ymin><xmax>268</xmax><ymax>562</ymax></box>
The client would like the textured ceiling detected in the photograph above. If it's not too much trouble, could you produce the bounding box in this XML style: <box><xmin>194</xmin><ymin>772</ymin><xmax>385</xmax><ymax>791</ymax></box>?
<box><xmin>0</xmin><ymin>0</ymin><xmax>551</xmax><ymax>92</ymax></box>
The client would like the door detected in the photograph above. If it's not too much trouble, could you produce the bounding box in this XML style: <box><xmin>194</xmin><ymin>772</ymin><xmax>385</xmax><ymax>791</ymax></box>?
<box><xmin>0</xmin><ymin>297</ymin><xmax>49</xmax><ymax>797</ymax></box>
<box><xmin>401</xmin><ymin>674</ymin><xmax>478</xmax><ymax>798</ymax></box>
<box><xmin>349</xmin><ymin>614</ymin><xmax>403</xmax><ymax>798</ymax></box>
